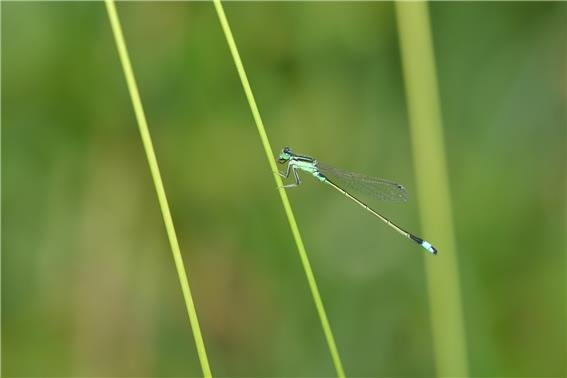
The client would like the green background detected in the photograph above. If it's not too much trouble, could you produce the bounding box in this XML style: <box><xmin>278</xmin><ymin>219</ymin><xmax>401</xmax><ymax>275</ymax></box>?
<box><xmin>2</xmin><ymin>2</ymin><xmax>565</xmax><ymax>377</ymax></box>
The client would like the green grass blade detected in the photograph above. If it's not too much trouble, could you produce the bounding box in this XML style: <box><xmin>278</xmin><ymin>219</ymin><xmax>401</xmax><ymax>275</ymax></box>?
<box><xmin>104</xmin><ymin>2</ymin><xmax>212</xmax><ymax>376</ymax></box>
<box><xmin>212</xmin><ymin>2</ymin><xmax>345</xmax><ymax>377</ymax></box>
<box><xmin>395</xmin><ymin>2</ymin><xmax>468</xmax><ymax>377</ymax></box>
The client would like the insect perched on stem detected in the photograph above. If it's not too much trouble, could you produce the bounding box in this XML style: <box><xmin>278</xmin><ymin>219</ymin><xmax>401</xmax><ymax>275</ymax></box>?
<box><xmin>277</xmin><ymin>146</ymin><xmax>437</xmax><ymax>255</ymax></box>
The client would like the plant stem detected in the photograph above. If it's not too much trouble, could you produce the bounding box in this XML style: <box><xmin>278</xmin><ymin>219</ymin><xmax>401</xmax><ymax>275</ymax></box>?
<box><xmin>104</xmin><ymin>1</ymin><xmax>212</xmax><ymax>376</ymax></box>
<box><xmin>396</xmin><ymin>2</ymin><xmax>468</xmax><ymax>376</ymax></box>
<box><xmin>212</xmin><ymin>1</ymin><xmax>345</xmax><ymax>376</ymax></box>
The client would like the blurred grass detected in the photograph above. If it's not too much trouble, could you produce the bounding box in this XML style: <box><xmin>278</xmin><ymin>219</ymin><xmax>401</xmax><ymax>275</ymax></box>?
<box><xmin>396</xmin><ymin>2</ymin><xmax>467</xmax><ymax>376</ymax></box>
<box><xmin>104</xmin><ymin>1</ymin><xmax>212</xmax><ymax>376</ymax></box>
<box><xmin>2</xmin><ymin>2</ymin><xmax>565</xmax><ymax>377</ymax></box>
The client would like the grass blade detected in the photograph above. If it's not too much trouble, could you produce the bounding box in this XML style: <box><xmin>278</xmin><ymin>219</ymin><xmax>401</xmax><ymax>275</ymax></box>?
<box><xmin>395</xmin><ymin>2</ymin><xmax>468</xmax><ymax>376</ymax></box>
<box><xmin>104</xmin><ymin>1</ymin><xmax>212</xmax><ymax>376</ymax></box>
<box><xmin>212</xmin><ymin>1</ymin><xmax>345</xmax><ymax>376</ymax></box>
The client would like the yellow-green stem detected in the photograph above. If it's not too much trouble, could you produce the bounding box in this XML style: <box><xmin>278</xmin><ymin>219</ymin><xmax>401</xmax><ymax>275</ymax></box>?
<box><xmin>104</xmin><ymin>1</ymin><xmax>212</xmax><ymax>376</ymax></box>
<box><xmin>212</xmin><ymin>1</ymin><xmax>345</xmax><ymax>377</ymax></box>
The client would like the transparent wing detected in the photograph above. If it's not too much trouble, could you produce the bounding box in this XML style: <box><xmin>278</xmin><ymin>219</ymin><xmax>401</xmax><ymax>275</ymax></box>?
<box><xmin>317</xmin><ymin>162</ymin><xmax>408</xmax><ymax>202</ymax></box>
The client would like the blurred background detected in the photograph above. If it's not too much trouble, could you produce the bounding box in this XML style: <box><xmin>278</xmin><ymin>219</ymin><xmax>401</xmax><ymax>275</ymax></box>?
<box><xmin>2</xmin><ymin>2</ymin><xmax>565</xmax><ymax>377</ymax></box>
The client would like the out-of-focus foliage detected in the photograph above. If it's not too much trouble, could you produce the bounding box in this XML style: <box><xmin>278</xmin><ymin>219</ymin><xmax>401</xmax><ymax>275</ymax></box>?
<box><xmin>2</xmin><ymin>2</ymin><xmax>565</xmax><ymax>377</ymax></box>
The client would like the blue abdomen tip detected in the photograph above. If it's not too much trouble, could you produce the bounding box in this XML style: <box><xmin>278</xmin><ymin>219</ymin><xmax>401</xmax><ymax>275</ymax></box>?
<box><xmin>422</xmin><ymin>241</ymin><xmax>437</xmax><ymax>255</ymax></box>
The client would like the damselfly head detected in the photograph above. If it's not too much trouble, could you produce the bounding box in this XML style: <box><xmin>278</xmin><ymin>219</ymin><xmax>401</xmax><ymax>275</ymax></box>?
<box><xmin>278</xmin><ymin>147</ymin><xmax>293</xmax><ymax>163</ymax></box>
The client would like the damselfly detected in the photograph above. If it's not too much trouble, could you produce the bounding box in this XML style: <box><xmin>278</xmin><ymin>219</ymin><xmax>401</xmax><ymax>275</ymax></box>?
<box><xmin>277</xmin><ymin>146</ymin><xmax>437</xmax><ymax>255</ymax></box>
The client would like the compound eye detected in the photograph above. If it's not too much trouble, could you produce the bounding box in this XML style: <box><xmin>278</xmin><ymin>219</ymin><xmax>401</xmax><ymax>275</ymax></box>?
<box><xmin>283</xmin><ymin>146</ymin><xmax>291</xmax><ymax>153</ymax></box>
